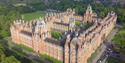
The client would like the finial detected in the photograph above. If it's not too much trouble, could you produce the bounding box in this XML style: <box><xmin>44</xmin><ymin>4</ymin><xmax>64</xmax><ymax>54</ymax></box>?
<box><xmin>86</xmin><ymin>4</ymin><xmax>93</xmax><ymax>14</ymax></box>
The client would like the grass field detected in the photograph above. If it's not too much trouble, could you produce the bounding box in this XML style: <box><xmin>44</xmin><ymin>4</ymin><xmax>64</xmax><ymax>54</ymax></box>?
<box><xmin>22</xmin><ymin>11</ymin><xmax>45</xmax><ymax>21</ymax></box>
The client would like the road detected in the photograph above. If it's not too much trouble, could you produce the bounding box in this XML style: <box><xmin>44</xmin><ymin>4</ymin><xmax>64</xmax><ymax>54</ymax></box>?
<box><xmin>95</xmin><ymin>24</ymin><xmax>125</xmax><ymax>63</ymax></box>
<box><xmin>94</xmin><ymin>27</ymin><xmax>119</xmax><ymax>63</ymax></box>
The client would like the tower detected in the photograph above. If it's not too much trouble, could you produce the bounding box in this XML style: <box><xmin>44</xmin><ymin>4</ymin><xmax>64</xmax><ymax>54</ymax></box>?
<box><xmin>64</xmin><ymin>34</ymin><xmax>71</xmax><ymax>63</ymax></box>
<box><xmin>32</xmin><ymin>20</ymin><xmax>47</xmax><ymax>53</ymax></box>
<box><xmin>69</xmin><ymin>18</ymin><xmax>76</xmax><ymax>31</ymax></box>
<box><xmin>86</xmin><ymin>4</ymin><xmax>93</xmax><ymax>14</ymax></box>
<box><xmin>83</xmin><ymin>5</ymin><xmax>97</xmax><ymax>22</ymax></box>
<box><xmin>69</xmin><ymin>38</ymin><xmax>79</xmax><ymax>63</ymax></box>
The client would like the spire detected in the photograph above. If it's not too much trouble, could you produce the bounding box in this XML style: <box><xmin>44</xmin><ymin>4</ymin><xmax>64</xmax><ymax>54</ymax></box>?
<box><xmin>86</xmin><ymin>4</ymin><xmax>93</xmax><ymax>14</ymax></box>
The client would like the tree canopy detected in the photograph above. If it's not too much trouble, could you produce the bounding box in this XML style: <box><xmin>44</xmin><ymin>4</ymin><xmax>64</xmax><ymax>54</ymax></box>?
<box><xmin>0</xmin><ymin>43</ymin><xmax>20</xmax><ymax>63</ymax></box>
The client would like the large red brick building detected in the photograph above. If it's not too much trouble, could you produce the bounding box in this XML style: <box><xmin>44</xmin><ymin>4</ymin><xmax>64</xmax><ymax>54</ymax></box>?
<box><xmin>10</xmin><ymin>5</ymin><xmax>117</xmax><ymax>63</ymax></box>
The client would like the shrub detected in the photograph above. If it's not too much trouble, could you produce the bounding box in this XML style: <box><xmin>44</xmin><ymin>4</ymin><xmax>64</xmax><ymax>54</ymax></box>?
<box><xmin>51</xmin><ymin>31</ymin><xmax>63</xmax><ymax>40</ymax></box>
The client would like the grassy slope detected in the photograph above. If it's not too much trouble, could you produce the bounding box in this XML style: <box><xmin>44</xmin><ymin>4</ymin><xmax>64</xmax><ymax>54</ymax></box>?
<box><xmin>22</xmin><ymin>11</ymin><xmax>45</xmax><ymax>21</ymax></box>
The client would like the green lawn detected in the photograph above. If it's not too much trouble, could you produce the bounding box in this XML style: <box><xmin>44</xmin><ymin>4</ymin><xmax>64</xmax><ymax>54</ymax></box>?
<box><xmin>13</xmin><ymin>44</ymin><xmax>34</xmax><ymax>53</ymax></box>
<box><xmin>75</xmin><ymin>22</ymin><xmax>93</xmax><ymax>30</ymax></box>
<box><xmin>40</xmin><ymin>54</ymin><xmax>63</xmax><ymax>63</ymax></box>
<box><xmin>22</xmin><ymin>11</ymin><xmax>45</xmax><ymax>21</ymax></box>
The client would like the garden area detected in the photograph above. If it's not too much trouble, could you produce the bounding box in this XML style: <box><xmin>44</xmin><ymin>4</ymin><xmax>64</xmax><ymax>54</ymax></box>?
<box><xmin>75</xmin><ymin>21</ymin><xmax>93</xmax><ymax>30</ymax></box>
<box><xmin>51</xmin><ymin>31</ymin><xmax>63</xmax><ymax>40</ymax></box>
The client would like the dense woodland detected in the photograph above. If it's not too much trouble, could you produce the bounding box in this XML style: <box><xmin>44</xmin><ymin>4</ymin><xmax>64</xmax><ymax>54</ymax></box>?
<box><xmin>0</xmin><ymin>0</ymin><xmax>125</xmax><ymax>63</ymax></box>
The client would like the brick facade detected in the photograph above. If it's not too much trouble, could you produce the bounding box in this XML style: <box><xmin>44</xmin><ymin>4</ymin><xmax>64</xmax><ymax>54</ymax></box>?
<box><xmin>10</xmin><ymin>5</ymin><xmax>117</xmax><ymax>63</ymax></box>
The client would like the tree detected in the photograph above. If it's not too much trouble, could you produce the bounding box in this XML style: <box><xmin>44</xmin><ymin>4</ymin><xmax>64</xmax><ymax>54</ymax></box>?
<box><xmin>0</xmin><ymin>5</ymin><xmax>21</xmax><ymax>38</ymax></box>
<box><xmin>113</xmin><ymin>26</ymin><xmax>125</xmax><ymax>48</ymax></box>
<box><xmin>0</xmin><ymin>44</ymin><xmax>5</xmax><ymax>62</ymax></box>
<box><xmin>1</xmin><ymin>56</ymin><xmax>20</xmax><ymax>63</ymax></box>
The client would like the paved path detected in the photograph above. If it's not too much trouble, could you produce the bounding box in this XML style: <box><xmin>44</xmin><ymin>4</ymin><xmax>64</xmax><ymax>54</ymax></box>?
<box><xmin>101</xmin><ymin>56</ymin><xmax>108</xmax><ymax>63</ymax></box>
<box><xmin>92</xmin><ymin>44</ymin><xmax>106</xmax><ymax>63</ymax></box>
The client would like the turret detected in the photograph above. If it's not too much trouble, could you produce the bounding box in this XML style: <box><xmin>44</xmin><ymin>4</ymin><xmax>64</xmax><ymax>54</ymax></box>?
<box><xmin>84</xmin><ymin>5</ymin><xmax>97</xmax><ymax>22</ymax></box>
<box><xmin>86</xmin><ymin>4</ymin><xmax>93</xmax><ymax>14</ymax></box>
<box><xmin>69</xmin><ymin>18</ymin><xmax>76</xmax><ymax>31</ymax></box>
